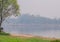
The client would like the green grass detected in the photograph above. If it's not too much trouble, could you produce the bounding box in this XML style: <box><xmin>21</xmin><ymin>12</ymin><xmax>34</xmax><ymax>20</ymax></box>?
<box><xmin>0</xmin><ymin>35</ymin><xmax>50</xmax><ymax>42</ymax></box>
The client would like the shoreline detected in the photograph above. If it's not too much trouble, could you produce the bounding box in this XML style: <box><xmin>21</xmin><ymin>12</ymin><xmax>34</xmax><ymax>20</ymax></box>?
<box><xmin>10</xmin><ymin>33</ymin><xmax>60</xmax><ymax>40</ymax></box>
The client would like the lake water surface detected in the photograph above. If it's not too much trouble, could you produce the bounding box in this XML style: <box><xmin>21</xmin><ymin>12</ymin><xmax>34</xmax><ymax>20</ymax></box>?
<box><xmin>2</xmin><ymin>24</ymin><xmax>60</xmax><ymax>38</ymax></box>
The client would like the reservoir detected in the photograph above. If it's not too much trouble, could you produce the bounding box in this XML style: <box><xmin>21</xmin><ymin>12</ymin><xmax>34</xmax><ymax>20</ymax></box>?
<box><xmin>2</xmin><ymin>23</ymin><xmax>60</xmax><ymax>38</ymax></box>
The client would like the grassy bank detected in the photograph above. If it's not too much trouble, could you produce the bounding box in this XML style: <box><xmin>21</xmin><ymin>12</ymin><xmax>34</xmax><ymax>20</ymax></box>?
<box><xmin>0</xmin><ymin>35</ymin><xmax>60</xmax><ymax>42</ymax></box>
<box><xmin>0</xmin><ymin>35</ymin><xmax>51</xmax><ymax>42</ymax></box>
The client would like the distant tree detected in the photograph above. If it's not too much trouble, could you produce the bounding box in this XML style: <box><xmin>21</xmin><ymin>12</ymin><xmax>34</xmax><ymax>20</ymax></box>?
<box><xmin>0</xmin><ymin>0</ymin><xmax>19</xmax><ymax>32</ymax></box>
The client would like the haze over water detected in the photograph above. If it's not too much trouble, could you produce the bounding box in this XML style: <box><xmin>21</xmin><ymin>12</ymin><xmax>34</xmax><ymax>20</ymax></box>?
<box><xmin>2</xmin><ymin>23</ymin><xmax>60</xmax><ymax>38</ymax></box>
<box><xmin>1</xmin><ymin>0</ymin><xmax>60</xmax><ymax>38</ymax></box>
<box><xmin>2</xmin><ymin>16</ymin><xmax>60</xmax><ymax>38</ymax></box>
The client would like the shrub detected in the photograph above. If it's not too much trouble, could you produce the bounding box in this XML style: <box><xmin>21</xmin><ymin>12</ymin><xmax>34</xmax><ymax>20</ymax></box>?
<box><xmin>0</xmin><ymin>32</ymin><xmax>10</xmax><ymax>35</ymax></box>
<box><xmin>51</xmin><ymin>40</ymin><xmax>60</xmax><ymax>42</ymax></box>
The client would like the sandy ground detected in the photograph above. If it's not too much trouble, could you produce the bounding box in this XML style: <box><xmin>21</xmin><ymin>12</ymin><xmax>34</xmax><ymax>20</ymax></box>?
<box><xmin>10</xmin><ymin>33</ymin><xmax>34</xmax><ymax>37</ymax></box>
<box><xmin>10</xmin><ymin>33</ymin><xmax>60</xmax><ymax>40</ymax></box>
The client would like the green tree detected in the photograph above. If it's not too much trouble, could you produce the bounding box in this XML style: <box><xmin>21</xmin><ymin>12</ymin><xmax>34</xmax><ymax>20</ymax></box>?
<box><xmin>0</xmin><ymin>0</ymin><xmax>19</xmax><ymax>32</ymax></box>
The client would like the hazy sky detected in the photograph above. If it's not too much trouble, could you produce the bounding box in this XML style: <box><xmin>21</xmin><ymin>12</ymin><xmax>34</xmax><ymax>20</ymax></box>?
<box><xmin>17</xmin><ymin>0</ymin><xmax>60</xmax><ymax>18</ymax></box>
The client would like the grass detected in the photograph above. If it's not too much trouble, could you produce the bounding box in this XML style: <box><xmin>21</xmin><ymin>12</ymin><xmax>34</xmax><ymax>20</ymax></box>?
<box><xmin>0</xmin><ymin>35</ymin><xmax>51</xmax><ymax>42</ymax></box>
<box><xmin>0</xmin><ymin>34</ymin><xmax>60</xmax><ymax>42</ymax></box>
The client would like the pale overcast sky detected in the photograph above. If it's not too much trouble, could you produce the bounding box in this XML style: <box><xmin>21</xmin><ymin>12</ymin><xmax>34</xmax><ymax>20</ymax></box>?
<box><xmin>17</xmin><ymin>0</ymin><xmax>60</xmax><ymax>18</ymax></box>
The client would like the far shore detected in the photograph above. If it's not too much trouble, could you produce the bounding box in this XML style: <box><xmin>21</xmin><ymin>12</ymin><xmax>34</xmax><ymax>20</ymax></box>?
<box><xmin>10</xmin><ymin>33</ymin><xmax>60</xmax><ymax>40</ymax></box>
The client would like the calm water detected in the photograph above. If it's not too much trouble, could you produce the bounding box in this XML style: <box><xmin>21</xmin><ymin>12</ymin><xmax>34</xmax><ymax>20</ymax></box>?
<box><xmin>2</xmin><ymin>24</ymin><xmax>60</xmax><ymax>38</ymax></box>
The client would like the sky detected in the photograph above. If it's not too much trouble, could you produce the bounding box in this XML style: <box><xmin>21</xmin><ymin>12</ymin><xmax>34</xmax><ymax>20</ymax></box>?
<box><xmin>17</xmin><ymin>0</ymin><xmax>60</xmax><ymax>19</ymax></box>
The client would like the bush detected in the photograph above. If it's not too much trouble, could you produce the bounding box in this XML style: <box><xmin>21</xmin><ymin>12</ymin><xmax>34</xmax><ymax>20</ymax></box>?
<box><xmin>0</xmin><ymin>32</ymin><xmax>10</xmax><ymax>35</ymax></box>
<box><xmin>51</xmin><ymin>40</ymin><xmax>60</xmax><ymax>42</ymax></box>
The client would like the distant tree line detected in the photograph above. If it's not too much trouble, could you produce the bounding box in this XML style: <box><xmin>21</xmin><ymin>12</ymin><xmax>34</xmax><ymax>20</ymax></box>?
<box><xmin>16</xmin><ymin>14</ymin><xmax>60</xmax><ymax>24</ymax></box>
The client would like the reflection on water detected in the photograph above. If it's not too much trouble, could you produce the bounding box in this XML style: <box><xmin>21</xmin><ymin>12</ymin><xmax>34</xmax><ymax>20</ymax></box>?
<box><xmin>2</xmin><ymin>24</ymin><xmax>60</xmax><ymax>38</ymax></box>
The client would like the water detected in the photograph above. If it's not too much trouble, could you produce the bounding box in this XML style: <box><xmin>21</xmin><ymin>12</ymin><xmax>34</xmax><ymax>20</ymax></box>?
<box><xmin>2</xmin><ymin>23</ymin><xmax>60</xmax><ymax>38</ymax></box>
